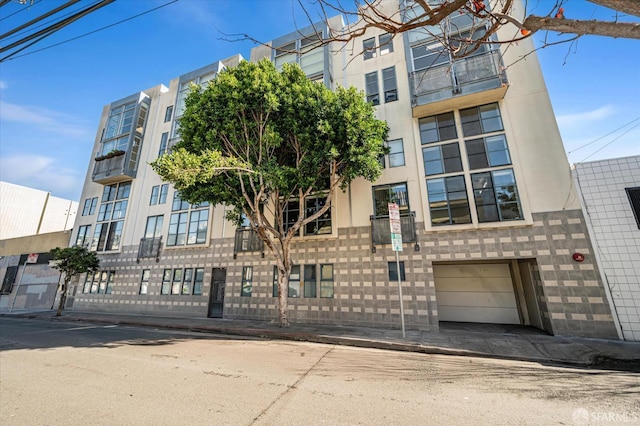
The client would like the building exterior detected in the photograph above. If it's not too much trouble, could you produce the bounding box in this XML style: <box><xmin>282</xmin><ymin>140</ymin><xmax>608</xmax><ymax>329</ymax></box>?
<box><xmin>574</xmin><ymin>156</ymin><xmax>640</xmax><ymax>341</ymax></box>
<box><xmin>68</xmin><ymin>1</ymin><xmax>619</xmax><ymax>339</ymax></box>
<box><xmin>0</xmin><ymin>181</ymin><xmax>77</xmax><ymax>240</ymax></box>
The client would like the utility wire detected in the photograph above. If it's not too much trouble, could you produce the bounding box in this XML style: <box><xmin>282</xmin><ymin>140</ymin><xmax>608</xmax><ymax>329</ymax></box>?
<box><xmin>0</xmin><ymin>0</ymin><xmax>43</xmax><ymax>22</ymax></box>
<box><xmin>1</xmin><ymin>0</ymin><xmax>179</xmax><ymax>63</ymax></box>
<box><xmin>567</xmin><ymin>116</ymin><xmax>640</xmax><ymax>155</ymax></box>
<box><xmin>578</xmin><ymin>121</ymin><xmax>640</xmax><ymax>163</ymax></box>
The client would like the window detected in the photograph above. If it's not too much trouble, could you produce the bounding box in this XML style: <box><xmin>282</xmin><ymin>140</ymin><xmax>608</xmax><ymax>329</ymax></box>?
<box><xmin>193</xmin><ymin>268</ymin><xmax>204</xmax><ymax>295</ymax></box>
<box><xmin>427</xmin><ymin>175</ymin><xmax>471</xmax><ymax>225</ymax></box>
<box><xmin>379</xmin><ymin>33</ymin><xmax>394</xmax><ymax>55</ymax></box>
<box><xmin>161</xmin><ymin>269</ymin><xmax>171</xmax><ymax>295</ymax></box>
<box><xmin>472</xmin><ymin>169</ymin><xmax>523</xmax><ymax>222</ymax></box>
<box><xmin>83</xmin><ymin>270</ymin><xmax>115</xmax><ymax>294</ymax></box>
<box><xmin>164</xmin><ymin>106</ymin><xmax>173</xmax><ymax>123</ymax></box>
<box><xmin>382</xmin><ymin>66</ymin><xmax>398</xmax><ymax>103</ymax></box>
<box><xmin>460</xmin><ymin>103</ymin><xmax>503</xmax><ymax>137</ymax></box>
<box><xmin>412</xmin><ymin>42</ymin><xmax>448</xmax><ymax>71</ymax></box>
<box><xmin>91</xmin><ymin>181</ymin><xmax>131</xmax><ymax>252</ymax></box>
<box><xmin>387</xmin><ymin>139</ymin><xmax>405</xmax><ymax>167</ymax></box>
<box><xmin>240</xmin><ymin>266</ymin><xmax>253</xmax><ymax>297</ymax></box>
<box><xmin>82</xmin><ymin>197</ymin><xmax>97</xmax><ymax>216</ymax></box>
<box><xmin>101</xmin><ymin>102</ymin><xmax>135</xmax><ymax>155</ymax></box>
<box><xmin>275</xmin><ymin>33</ymin><xmax>324</xmax><ymax>79</ymax></box>
<box><xmin>75</xmin><ymin>225</ymin><xmax>91</xmax><ymax>247</ymax></box>
<box><xmin>365</xmin><ymin>71</ymin><xmax>379</xmax><ymax>105</ymax></box>
<box><xmin>373</xmin><ymin>183</ymin><xmax>409</xmax><ymax>217</ymax></box>
<box><xmin>626</xmin><ymin>187</ymin><xmax>640</xmax><ymax>229</ymax></box>
<box><xmin>171</xmin><ymin>269</ymin><xmax>183</xmax><ymax>295</ymax></box>
<box><xmin>304</xmin><ymin>196</ymin><xmax>331</xmax><ymax>235</ymax></box>
<box><xmin>144</xmin><ymin>215</ymin><xmax>164</xmax><ymax>239</ymax></box>
<box><xmin>167</xmin><ymin>193</ymin><xmax>209</xmax><ymax>246</ymax></box>
<box><xmin>466</xmin><ymin>135</ymin><xmax>511</xmax><ymax>169</ymax></box>
<box><xmin>140</xmin><ymin>270</ymin><xmax>150</xmax><ymax>295</ymax></box>
<box><xmin>158</xmin><ymin>132</ymin><xmax>169</xmax><ymax>157</ymax></box>
<box><xmin>363</xmin><ymin>37</ymin><xmax>376</xmax><ymax>60</ymax></box>
<box><xmin>150</xmin><ymin>184</ymin><xmax>169</xmax><ymax>205</ymax></box>
<box><xmin>272</xmin><ymin>265</ymin><xmax>320</xmax><ymax>298</ymax></box>
<box><xmin>423</xmin><ymin>143</ymin><xmax>463</xmax><ymax>175</ymax></box>
<box><xmin>388</xmin><ymin>261</ymin><xmax>406</xmax><ymax>281</ymax></box>
<box><xmin>320</xmin><ymin>264</ymin><xmax>334</xmax><ymax>298</ymax></box>
<box><xmin>419</xmin><ymin>112</ymin><xmax>457</xmax><ymax>144</ymax></box>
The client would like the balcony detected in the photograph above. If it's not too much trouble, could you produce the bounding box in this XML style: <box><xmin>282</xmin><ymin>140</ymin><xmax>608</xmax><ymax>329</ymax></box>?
<box><xmin>410</xmin><ymin>50</ymin><xmax>509</xmax><ymax>117</ymax></box>
<box><xmin>370</xmin><ymin>213</ymin><xmax>417</xmax><ymax>251</ymax></box>
<box><xmin>137</xmin><ymin>237</ymin><xmax>162</xmax><ymax>263</ymax></box>
<box><xmin>234</xmin><ymin>228</ymin><xmax>264</xmax><ymax>258</ymax></box>
<box><xmin>92</xmin><ymin>151</ymin><xmax>136</xmax><ymax>184</ymax></box>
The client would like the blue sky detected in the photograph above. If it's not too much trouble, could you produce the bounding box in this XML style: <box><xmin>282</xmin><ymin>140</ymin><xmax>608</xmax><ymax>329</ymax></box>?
<box><xmin>1</xmin><ymin>0</ymin><xmax>638</xmax><ymax>201</ymax></box>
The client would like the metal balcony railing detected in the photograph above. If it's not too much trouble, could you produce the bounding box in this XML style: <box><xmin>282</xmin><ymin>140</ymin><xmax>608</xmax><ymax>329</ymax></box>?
<box><xmin>137</xmin><ymin>236</ymin><xmax>162</xmax><ymax>263</ymax></box>
<box><xmin>370</xmin><ymin>212</ymin><xmax>417</xmax><ymax>246</ymax></box>
<box><xmin>410</xmin><ymin>50</ymin><xmax>508</xmax><ymax>107</ymax></box>
<box><xmin>234</xmin><ymin>228</ymin><xmax>264</xmax><ymax>258</ymax></box>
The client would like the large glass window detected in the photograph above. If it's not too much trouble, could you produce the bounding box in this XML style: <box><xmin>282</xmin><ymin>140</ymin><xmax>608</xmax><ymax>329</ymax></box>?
<box><xmin>460</xmin><ymin>103</ymin><xmax>503</xmax><ymax>137</ymax></box>
<box><xmin>83</xmin><ymin>270</ymin><xmax>115</xmax><ymax>294</ymax></box>
<box><xmin>91</xmin><ymin>181</ymin><xmax>131</xmax><ymax>251</ymax></box>
<box><xmin>168</xmin><ymin>193</ymin><xmax>209</xmax><ymax>246</ymax></box>
<box><xmin>275</xmin><ymin>33</ymin><xmax>324</xmax><ymax>79</ymax></box>
<box><xmin>283</xmin><ymin>196</ymin><xmax>331</xmax><ymax>236</ymax></box>
<box><xmin>373</xmin><ymin>183</ymin><xmax>409</xmax><ymax>217</ymax></box>
<box><xmin>75</xmin><ymin>225</ymin><xmax>91</xmax><ymax>247</ymax></box>
<box><xmin>466</xmin><ymin>135</ymin><xmax>511</xmax><ymax>169</ymax></box>
<box><xmin>150</xmin><ymin>184</ymin><xmax>169</xmax><ymax>205</ymax></box>
<box><xmin>272</xmin><ymin>265</ymin><xmax>321</xmax><ymax>298</ymax></box>
<box><xmin>419</xmin><ymin>112</ymin><xmax>457</xmax><ymax>144</ymax></box>
<box><xmin>387</xmin><ymin>139</ymin><xmax>405</xmax><ymax>168</ymax></box>
<box><xmin>472</xmin><ymin>169</ymin><xmax>523</xmax><ymax>222</ymax></box>
<box><xmin>320</xmin><ymin>264</ymin><xmax>334</xmax><ymax>298</ymax></box>
<box><xmin>82</xmin><ymin>197</ymin><xmax>97</xmax><ymax>216</ymax></box>
<box><xmin>423</xmin><ymin>142</ymin><xmax>462</xmax><ymax>176</ymax></box>
<box><xmin>144</xmin><ymin>215</ymin><xmax>164</xmax><ymax>239</ymax></box>
<box><xmin>426</xmin><ymin>176</ymin><xmax>471</xmax><ymax>225</ymax></box>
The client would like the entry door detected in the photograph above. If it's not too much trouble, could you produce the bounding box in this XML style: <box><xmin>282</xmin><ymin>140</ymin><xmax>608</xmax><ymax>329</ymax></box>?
<box><xmin>208</xmin><ymin>268</ymin><xmax>226</xmax><ymax>318</ymax></box>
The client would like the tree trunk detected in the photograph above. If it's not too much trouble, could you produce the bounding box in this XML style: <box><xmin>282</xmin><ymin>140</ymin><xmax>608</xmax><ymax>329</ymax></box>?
<box><xmin>276</xmin><ymin>263</ymin><xmax>292</xmax><ymax>327</ymax></box>
<box><xmin>56</xmin><ymin>277</ymin><xmax>70</xmax><ymax>317</ymax></box>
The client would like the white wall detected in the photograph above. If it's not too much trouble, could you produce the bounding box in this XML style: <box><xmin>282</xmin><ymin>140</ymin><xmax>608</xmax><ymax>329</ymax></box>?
<box><xmin>575</xmin><ymin>156</ymin><xmax>640</xmax><ymax>341</ymax></box>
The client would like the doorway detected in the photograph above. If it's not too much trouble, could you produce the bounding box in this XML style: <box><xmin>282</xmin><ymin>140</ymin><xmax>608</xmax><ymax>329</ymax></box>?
<box><xmin>207</xmin><ymin>267</ymin><xmax>226</xmax><ymax>318</ymax></box>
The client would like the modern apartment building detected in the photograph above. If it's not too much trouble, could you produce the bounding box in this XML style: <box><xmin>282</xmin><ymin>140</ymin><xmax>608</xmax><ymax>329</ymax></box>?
<box><xmin>68</xmin><ymin>1</ymin><xmax>620</xmax><ymax>339</ymax></box>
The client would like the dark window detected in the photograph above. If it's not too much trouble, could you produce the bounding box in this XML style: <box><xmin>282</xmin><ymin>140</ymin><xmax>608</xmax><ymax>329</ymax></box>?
<box><xmin>426</xmin><ymin>175</ymin><xmax>471</xmax><ymax>225</ymax></box>
<box><xmin>472</xmin><ymin>169</ymin><xmax>523</xmax><ymax>222</ymax></box>
<box><xmin>144</xmin><ymin>215</ymin><xmax>163</xmax><ymax>239</ymax></box>
<box><xmin>379</xmin><ymin>33</ymin><xmax>393</xmax><ymax>55</ymax></box>
<box><xmin>625</xmin><ymin>187</ymin><xmax>640</xmax><ymax>229</ymax></box>
<box><xmin>320</xmin><ymin>264</ymin><xmax>334</xmax><ymax>298</ymax></box>
<box><xmin>304</xmin><ymin>265</ymin><xmax>317</xmax><ymax>298</ymax></box>
<box><xmin>304</xmin><ymin>196</ymin><xmax>331</xmax><ymax>235</ymax></box>
<box><xmin>158</xmin><ymin>132</ymin><xmax>169</xmax><ymax>157</ymax></box>
<box><xmin>466</xmin><ymin>135</ymin><xmax>511</xmax><ymax>169</ymax></box>
<box><xmin>460</xmin><ymin>103</ymin><xmax>503</xmax><ymax>137</ymax></box>
<box><xmin>1</xmin><ymin>266</ymin><xmax>18</xmax><ymax>294</ymax></box>
<box><xmin>388</xmin><ymin>261</ymin><xmax>406</xmax><ymax>281</ymax></box>
<box><xmin>373</xmin><ymin>183</ymin><xmax>409</xmax><ymax>217</ymax></box>
<box><xmin>382</xmin><ymin>66</ymin><xmax>398</xmax><ymax>103</ymax></box>
<box><xmin>423</xmin><ymin>142</ymin><xmax>463</xmax><ymax>175</ymax></box>
<box><xmin>419</xmin><ymin>112</ymin><xmax>457</xmax><ymax>144</ymax></box>
<box><xmin>365</xmin><ymin>71</ymin><xmax>380</xmax><ymax>105</ymax></box>
<box><xmin>92</xmin><ymin>182</ymin><xmax>130</xmax><ymax>251</ymax></box>
<box><xmin>164</xmin><ymin>106</ymin><xmax>173</xmax><ymax>123</ymax></box>
<box><xmin>363</xmin><ymin>37</ymin><xmax>376</xmax><ymax>60</ymax></box>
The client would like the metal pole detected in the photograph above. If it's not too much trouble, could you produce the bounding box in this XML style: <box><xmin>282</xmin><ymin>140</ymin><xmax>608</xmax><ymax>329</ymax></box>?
<box><xmin>396</xmin><ymin>251</ymin><xmax>405</xmax><ymax>338</ymax></box>
<box><xmin>9</xmin><ymin>260</ymin><xmax>28</xmax><ymax>313</ymax></box>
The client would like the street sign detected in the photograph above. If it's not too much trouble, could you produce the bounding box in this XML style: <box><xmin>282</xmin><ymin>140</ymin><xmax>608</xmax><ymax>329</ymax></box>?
<box><xmin>26</xmin><ymin>253</ymin><xmax>39</xmax><ymax>264</ymax></box>
<box><xmin>388</xmin><ymin>203</ymin><xmax>402</xmax><ymax>252</ymax></box>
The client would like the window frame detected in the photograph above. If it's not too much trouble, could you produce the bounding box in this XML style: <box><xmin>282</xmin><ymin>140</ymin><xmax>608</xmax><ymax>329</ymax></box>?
<box><xmin>164</xmin><ymin>105</ymin><xmax>173</xmax><ymax>123</ymax></box>
<box><xmin>365</xmin><ymin>71</ymin><xmax>380</xmax><ymax>106</ymax></box>
<box><xmin>382</xmin><ymin>66</ymin><xmax>398</xmax><ymax>103</ymax></box>
<box><xmin>626</xmin><ymin>187</ymin><xmax>640</xmax><ymax>229</ymax></box>
<box><xmin>373</xmin><ymin>183</ymin><xmax>410</xmax><ymax>217</ymax></box>
<box><xmin>241</xmin><ymin>266</ymin><xmax>253</xmax><ymax>297</ymax></box>
<box><xmin>388</xmin><ymin>261</ymin><xmax>406</xmax><ymax>281</ymax></box>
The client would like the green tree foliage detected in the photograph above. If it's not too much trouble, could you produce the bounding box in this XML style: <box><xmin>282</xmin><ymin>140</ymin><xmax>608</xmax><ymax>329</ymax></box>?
<box><xmin>49</xmin><ymin>246</ymin><xmax>100</xmax><ymax>316</ymax></box>
<box><xmin>152</xmin><ymin>59</ymin><xmax>388</xmax><ymax>326</ymax></box>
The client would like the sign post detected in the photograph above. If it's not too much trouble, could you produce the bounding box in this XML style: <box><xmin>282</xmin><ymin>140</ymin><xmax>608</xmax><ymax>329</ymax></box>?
<box><xmin>388</xmin><ymin>203</ymin><xmax>405</xmax><ymax>338</ymax></box>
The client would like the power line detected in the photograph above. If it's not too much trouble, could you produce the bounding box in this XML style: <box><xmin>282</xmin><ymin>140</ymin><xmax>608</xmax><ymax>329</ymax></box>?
<box><xmin>578</xmin><ymin>121</ymin><xmax>640</xmax><ymax>162</ymax></box>
<box><xmin>567</xmin><ymin>116</ymin><xmax>640</xmax><ymax>155</ymax></box>
<box><xmin>0</xmin><ymin>0</ymin><xmax>43</xmax><ymax>22</ymax></box>
<box><xmin>1</xmin><ymin>0</ymin><xmax>179</xmax><ymax>63</ymax></box>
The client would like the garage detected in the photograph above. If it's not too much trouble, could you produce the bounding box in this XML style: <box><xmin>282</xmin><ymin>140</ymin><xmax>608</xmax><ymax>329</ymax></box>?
<box><xmin>434</xmin><ymin>263</ymin><xmax>520</xmax><ymax>324</ymax></box>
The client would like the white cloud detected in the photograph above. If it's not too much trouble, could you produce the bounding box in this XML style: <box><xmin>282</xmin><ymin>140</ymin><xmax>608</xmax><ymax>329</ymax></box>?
<box><xmin>555</xmin><ymin>105</ymin><xmax>616</xmax><ymax>128</ymax></box>
<box><xmin>0</xmin><ymin>154</ymin><xmax>83</xmax><ymax>200</ymax></box>
<box><xmin>0</xmin><ymin>81</ymin><xmax>7</xmax><ymax>90</ymax></box>
<box><xmin>0</xmin><ymin>100</ymin><xmax>91</xmax><ymax>140</ymax></box>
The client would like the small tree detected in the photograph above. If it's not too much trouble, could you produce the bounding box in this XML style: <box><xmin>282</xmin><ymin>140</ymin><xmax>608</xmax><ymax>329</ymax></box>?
<box><xmin>49</xmin><ymin>246</ymin><xmax>100</xmax><ymax>316</ymax></box>
<box><xmin>152</xmin><ymin>59</ymin><xmax>388</xmax><ymax>326</ymax></box>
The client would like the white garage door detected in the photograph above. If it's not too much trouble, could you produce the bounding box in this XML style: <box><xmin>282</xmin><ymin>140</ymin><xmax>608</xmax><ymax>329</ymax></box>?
<box><xmin>434</xmin><ymin>263</ymin><xmax>520</xmax><ymax>324</ymax></box>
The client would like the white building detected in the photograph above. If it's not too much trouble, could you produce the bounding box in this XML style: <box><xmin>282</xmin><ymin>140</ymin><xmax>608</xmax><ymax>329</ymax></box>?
<box><xmin>67</xmin><ymin>1</ymin><xmax>620</xmax><ymax>339</ymax></box>
<box><xmin>574</xmin><ymin>156</ymin><xmax>640</xmax><ymax>341</ymax></box>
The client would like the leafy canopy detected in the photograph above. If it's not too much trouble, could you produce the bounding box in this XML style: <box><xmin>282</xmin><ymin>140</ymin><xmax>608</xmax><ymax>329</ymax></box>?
<box><xmin>49</xmin><ymin>246</ymin><xmax>100</xmax><ymax>280</ymax></box>
<box><xmin>152</xmin><ymin>59</ymin><xmax>388</xmax><ymax>228</ymax></box>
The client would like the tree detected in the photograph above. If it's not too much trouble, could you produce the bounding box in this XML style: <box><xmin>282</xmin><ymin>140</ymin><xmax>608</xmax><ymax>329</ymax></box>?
<box><xmin>49</xmin><ymin>246</ymin><xmax>100</xmax><ymax>317</ymax></box>
<box><xmin>230</xmin><ymin>0</ymin><xmax>639</xmax><ymax>61</ymax></box>
<box><xmin>152</xmin><ymin>59</ymin><xmax>388</xmax><ymax>327</ymax></box>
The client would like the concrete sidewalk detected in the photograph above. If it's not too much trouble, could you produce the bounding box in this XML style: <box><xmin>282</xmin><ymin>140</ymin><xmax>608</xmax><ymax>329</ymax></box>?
<box><xmin>3</xmin><ymin>309</ymin><xmax>639</xmax><ymax>371</ymax></box>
